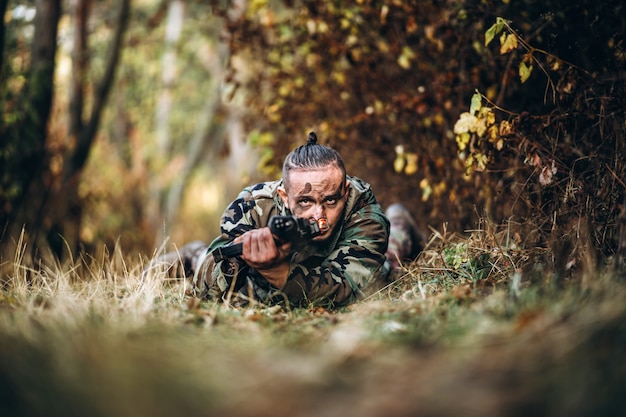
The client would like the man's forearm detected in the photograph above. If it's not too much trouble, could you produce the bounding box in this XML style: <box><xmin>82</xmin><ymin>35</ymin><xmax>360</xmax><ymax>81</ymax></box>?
<box><xmin>279</xmin><ymin>269</ymin><xmax>356</xmax><ymax>307</ymax></box>
<box><xmin>257</xmin><ymin>261</ymin><xmax>290</xmax><ymax>289</ymax></box>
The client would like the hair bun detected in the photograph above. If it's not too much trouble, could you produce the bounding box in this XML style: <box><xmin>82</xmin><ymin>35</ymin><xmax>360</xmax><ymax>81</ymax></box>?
<box><xmin>307</xmin><ymin>131</ymin><xmax>318</xmax><ymax>145</ymax></box>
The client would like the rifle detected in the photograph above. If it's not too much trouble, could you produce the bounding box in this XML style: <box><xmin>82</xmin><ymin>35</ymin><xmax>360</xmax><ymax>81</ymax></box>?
<box><xmin>211</xmin><ymin>215</ymin><xmax>322</xmax><ymax>262</ymax></box>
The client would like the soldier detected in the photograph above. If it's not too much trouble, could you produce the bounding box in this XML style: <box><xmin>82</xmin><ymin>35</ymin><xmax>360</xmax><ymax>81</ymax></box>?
<box><xmin>149</xmin><ymin>132</ymin><xmax>423</xmax><ymax>308</ymax></box>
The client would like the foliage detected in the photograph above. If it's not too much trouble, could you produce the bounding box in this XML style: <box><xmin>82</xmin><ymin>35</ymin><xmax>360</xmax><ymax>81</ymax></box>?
<box><xmin>453</xmin><ymin>14</ymin><xmax>625</xmax><ymax>263</ymax></box>
<box><xmin>215</xmin><ymin>0</ymin><xmax>626</xmax><ymax>266</ymax></box>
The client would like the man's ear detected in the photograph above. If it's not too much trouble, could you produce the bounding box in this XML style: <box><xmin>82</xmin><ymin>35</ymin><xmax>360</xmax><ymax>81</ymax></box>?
<box><xmin>277</xmin><ymin>187</ymin><xmax>289</xmax><ymax>207</ymax></box>
<box><xmin>344</xmin><ymin>179</ymin><xmax>351</xmax><ymax>199</ymax></box>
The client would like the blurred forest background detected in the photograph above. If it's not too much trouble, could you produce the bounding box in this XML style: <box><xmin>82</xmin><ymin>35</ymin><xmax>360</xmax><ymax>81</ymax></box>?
<box><xmin>1</xmin><ymin>0</ymin><xmax>624</xmax><ymax>269</ymax></box>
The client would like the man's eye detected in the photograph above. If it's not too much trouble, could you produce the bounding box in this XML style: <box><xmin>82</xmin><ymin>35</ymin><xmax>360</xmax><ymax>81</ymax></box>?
<box><xmin>325</xmin><ymin>198</ymin><xmax>337</xmax><ymax>206</ymax></box>
<box><xmin>298</xmin><ymin>199</ymin><xmax>312</xmax><ymax>206</ymax></box>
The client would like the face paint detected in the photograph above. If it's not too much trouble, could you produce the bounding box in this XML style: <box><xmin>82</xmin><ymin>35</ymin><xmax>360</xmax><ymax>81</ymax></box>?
<box><xmin>283</xmin><ymin>166</ymin><xmax>348</xmax><ymax>242</ymax></box>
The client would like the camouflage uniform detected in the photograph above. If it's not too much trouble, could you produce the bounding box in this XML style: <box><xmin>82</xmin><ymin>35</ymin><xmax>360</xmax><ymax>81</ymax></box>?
<box><xmin>185</xmin><ymin>175</ymin><xmax>390</xmax><ymax>308</ymax></box>
<box><xmin>384</xmin><ymin>203</ymin><xmax>427</xmax><ymax>270</ymax></box>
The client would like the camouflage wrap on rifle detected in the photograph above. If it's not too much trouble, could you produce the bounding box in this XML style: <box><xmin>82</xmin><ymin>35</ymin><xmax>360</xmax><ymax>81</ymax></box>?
<box><xmin>203</xmin><ymin>176</ymin><xmax>390</xmax><ymax>307</ymax></box>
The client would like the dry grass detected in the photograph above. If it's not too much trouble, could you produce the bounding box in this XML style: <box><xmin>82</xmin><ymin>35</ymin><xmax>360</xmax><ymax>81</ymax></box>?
<box><xmin>1</xmin><ymin>227</ymin><xmax>625</xmax><ymax>417</ymax></box>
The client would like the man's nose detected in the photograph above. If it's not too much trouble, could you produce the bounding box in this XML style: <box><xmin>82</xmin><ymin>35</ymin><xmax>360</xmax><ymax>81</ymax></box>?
<box><xmin>313</xmin><ymin>204</ymin><xmax>325</xmax><ymax>219</ymax></box>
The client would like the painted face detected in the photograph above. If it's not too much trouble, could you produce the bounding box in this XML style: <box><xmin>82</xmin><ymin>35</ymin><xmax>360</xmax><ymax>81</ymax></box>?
<box><xmin>278</xmin><ymin>165</ymin><xmax>349</xmax><ymax>242</ymax></box>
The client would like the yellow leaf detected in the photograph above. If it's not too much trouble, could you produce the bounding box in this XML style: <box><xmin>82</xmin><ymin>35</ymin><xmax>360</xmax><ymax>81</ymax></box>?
<box><xmin>420</xmin><ymin>178</ymin><xmax>432</xmax><ymax>201</ymax></box>
<box><xmin>380</xmin><ymin>5</ymin><xmax>389</xmax><ymax>23</ymax></box>
<box><xmin>393</xmin><ymin>154</ymin><xmax>405</xmax><ymax>173</ymax></box>
<box><xmin>247</xmin><ymin>0</ymin><xmax>268</xmax><ymax>16</ymax></box>
<box><xmin>278</xmin><ymin>85</ymin><xmax>290</xmax><ymax>97</ymax></box>
<box><xmin>499</xmin><ymin>120</ymin><xmax>513</xmax><ymax>136</ymax></box>
<box><xmin>404</xmin><ymin>153</ymin><xmax>418</xmax><ymax>175</ymax></box>
<box><xmin>456</xmin><ymin>132</ymin><xmax>470</xmax><ymax>151</ymax></box>
<box><xmin>434</xmin><ymin>181</ymin><xmax>447</xmax><ymax>196</ymax></box>
<box><xmin>398</xmin><ymin>46</ymin><xmax>415</xmax><ymax>69</ymax></box>
<box><xmin>424</xmin><ymin>25</ymin><xmax>436</xmax><ymax>41</ymax></box>
<box><xmin>454</xmin><ymin>112</ymin><xmax>477</xmax><ymax>134</ymax></box>
<box><xmin>484</xmin><ymin>108</ymin><xmax>495</xmax><ymax>126</ymax></box>
<box><xmin>465</xmin><ymin>155</ymin><xmax>474</xmax><ymax>175</ymax></box>
<box><xmin>475</xmin><ymin>118</ymin><xmax>487</xmax><ymax>137</ymax></box>
<box><xmin>480</xmin><ymin>154</ymin><xmax>489</xmax><ymax>167</ymax></box>
<box><xmin>486</xmin><ymin>85</ymin><xmax>498</xmax><ymax>101</ymax></box>
<box><xmin>377</xmin><ymin>40</ymin><xmax>389</xmax><ymax>53</ymax></box>
<box><xmin>500</xmin><ymin>33</ymin><xmax>518</xmax><ymax>54</ymax></box>
<box><xmin>474</xmin><ymin>153</ymin><xmax>488</xmax><ymax>172</ymax></box>
<box><xmin>519</xmin><ymin>60</ymin><xmax>533</xmax><ymax>83</ymax></box>
<box><xmin>332</xmin><ymin>71</ymin><xmax>346</xmax><ymax>85</ymax></box>
<box><xmin>487</xmin><ymin>125</ymin><xmax>499</xmax><ymax>142</ymax></box>
<box><xmin>398</xmin><ymin>54</ymin><xmax>411</xmax><ymax>69</ymax></box>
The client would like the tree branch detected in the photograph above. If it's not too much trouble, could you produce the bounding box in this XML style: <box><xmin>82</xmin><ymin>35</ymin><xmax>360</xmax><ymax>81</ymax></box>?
<box><xmin>68</xmin><ymin>0</ymin><xmax>130</xmax><ymax>178</ymax></box>
<box><xmin>68</xmin><ymin>0</ymin><xmax>89</xmax><ymax>140</ymax></box>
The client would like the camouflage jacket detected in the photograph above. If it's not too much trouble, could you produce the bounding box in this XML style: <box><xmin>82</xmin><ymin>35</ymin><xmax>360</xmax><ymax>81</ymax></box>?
<box><xmin>206</xmin><ymin>176</ymin><xmax>390</xmax><ymax>308</ymax></box>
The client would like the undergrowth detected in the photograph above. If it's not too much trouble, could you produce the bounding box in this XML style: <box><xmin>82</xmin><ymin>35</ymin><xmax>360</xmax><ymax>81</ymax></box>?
<box><xmin>1</xmin><ymin>226</ymin><xmax>625</xmax><ymax>417</ymax></box>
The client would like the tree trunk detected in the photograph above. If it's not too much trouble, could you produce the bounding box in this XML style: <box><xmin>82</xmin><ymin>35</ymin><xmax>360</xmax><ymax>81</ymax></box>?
<box><xmin>1</xmin><ymin>0</ymin><xmax>61</xmax><ymax>262</ymax></box>
<box><xmin>0</xmin><ymin>0</ymin><xmax>8</xmax><ymax>72</ymax></box>
<box><xmin>158</xmin><ymin>41</ymin><xmax>229</xmax><ymax>246</ymax></box>
<box><xmin>154</xmin><ymin>0</ymin><xmax>184</xmax><ymax>154</ymax></box>
<box><xmin>148</xmin><ymin>0</ymin><xmax>185</xmax><ymax>246</ymax></box>
<box><xmin>50</xmin><ymin>0</ymin><xmax>130</xmax><ymax>260</ymax></box>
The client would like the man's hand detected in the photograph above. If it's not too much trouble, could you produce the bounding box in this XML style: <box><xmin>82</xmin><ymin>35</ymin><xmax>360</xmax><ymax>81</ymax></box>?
<box><xmin>234</xmin><ymin>228</ymin><xmax>291</xmax><ymax>288</ymax></box>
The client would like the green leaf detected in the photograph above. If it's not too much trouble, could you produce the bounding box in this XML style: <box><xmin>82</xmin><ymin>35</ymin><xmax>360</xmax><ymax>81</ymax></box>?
<box><xmin>470</xmin><ymin>91</ymin><xmax>482</xmax><ymax>115</ymax></box>
<box><xmin>519</xmin><ymin>60</ymin><xmax>533</xmax><ymax>83</ymax></box>
<box><xmin>485</xmin><ymin>17</ymin><xmax>505</xmax><ymax>46</ymax></box>
<box><xmin>485</xmin><ymin>24</ymin><xmax>496</xmax><ymax>47</ymax></box>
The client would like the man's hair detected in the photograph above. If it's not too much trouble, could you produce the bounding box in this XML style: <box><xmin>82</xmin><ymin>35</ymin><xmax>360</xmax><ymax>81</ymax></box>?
<box><xmin>282</xmin><ymin>132</ymin><xmax>346</xmax><ymax>189</ymax></box>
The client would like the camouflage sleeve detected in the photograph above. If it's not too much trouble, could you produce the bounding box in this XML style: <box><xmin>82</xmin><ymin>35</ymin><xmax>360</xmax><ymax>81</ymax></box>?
<box><xmin>205</xmin><ymin>198</ymin><xmax>253</xmax><ymax>255</ymax></box>
<box><xmin>207</xmin><ymin>183</ymin><xmax>279</xmax><ymax>249</ymax></box>
<box><xmin>279</xmin><ymin>203</ymin><xmax>390</xmax><ymax>307</ymax></box>
<box><xmin>205</xmin><ymin>183</ymin><xmax>279</xmax><ymax>293</ymax></box>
